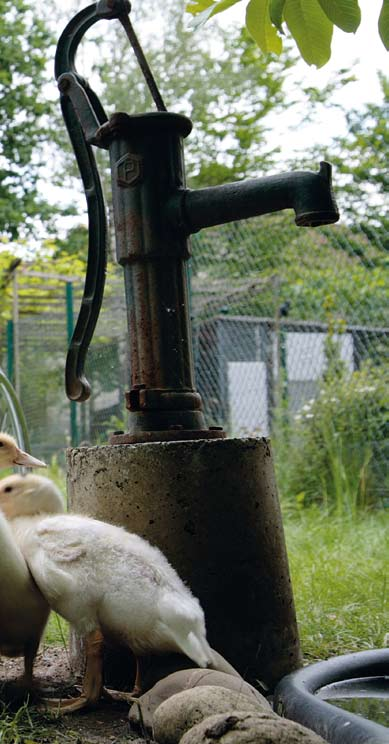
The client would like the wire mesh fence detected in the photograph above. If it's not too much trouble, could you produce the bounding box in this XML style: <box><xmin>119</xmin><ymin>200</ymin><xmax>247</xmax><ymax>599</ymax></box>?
<box><xmin>0</xmin><ymin>212</ymin><xmax>388</xmax><ymax>504</ymax></box>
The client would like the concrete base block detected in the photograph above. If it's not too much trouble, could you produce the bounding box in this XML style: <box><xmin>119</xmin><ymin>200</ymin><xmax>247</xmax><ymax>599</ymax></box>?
<box><xmin>66</xmin><ymin>437</ymin><xmax>301</xmax><ymax>689</ymax></box>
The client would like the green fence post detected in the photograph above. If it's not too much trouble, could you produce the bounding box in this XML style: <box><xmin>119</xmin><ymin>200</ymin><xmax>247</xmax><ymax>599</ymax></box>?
<box><xmin>6</xmin><ymin>319</ymin><xmax>14</xmax><ymax>384</ymax></box>
<box><xmin>66</xmin><ymin>282</ymin><xmax>79</xmax><ymax>446</ymax></box>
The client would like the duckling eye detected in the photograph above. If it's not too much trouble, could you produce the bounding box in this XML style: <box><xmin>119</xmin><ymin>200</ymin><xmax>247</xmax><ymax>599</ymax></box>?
<box><xmin>0</xmin><ymin>442</ymin><xmax>4</xmax><ymax>447</ymax></box>
<box><xmin>4</xmin><ymin>486</ymin><xmax>13</xmax><ymax>493</ymax></box>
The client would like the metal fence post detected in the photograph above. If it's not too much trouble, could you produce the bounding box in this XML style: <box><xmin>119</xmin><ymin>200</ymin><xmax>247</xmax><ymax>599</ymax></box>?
<box><xmin>6</xmin><ymin>320</ymin><xmax>14</xmax><ymax>384</ymax></box>
<box><xmin>66</xmin><ymin>281</ymin><xmax>79</xmax><ymax>446</ymax></box>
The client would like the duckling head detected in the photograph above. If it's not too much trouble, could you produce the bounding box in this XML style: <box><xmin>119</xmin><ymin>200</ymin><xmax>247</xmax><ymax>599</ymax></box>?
<box><xmin>0</xmin><ymin>433</ymin><xmax>46</xmax><ymax>469</ymax></box>
<box><xmin>0</xmin><ymin>473</ymin><xmax>65</xmax><ymax>519</ymax></box>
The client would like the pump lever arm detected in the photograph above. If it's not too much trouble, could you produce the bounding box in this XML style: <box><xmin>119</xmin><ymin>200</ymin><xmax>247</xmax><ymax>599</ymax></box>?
<box><xmin>59</xmin><ymin>84</ymin><xmax>107</xmax><ymax>402</ymax></box>
<box><xmin>55</xmin><ymin>4</ymin><xmax>114</xmax><ymax>402</ymax></box>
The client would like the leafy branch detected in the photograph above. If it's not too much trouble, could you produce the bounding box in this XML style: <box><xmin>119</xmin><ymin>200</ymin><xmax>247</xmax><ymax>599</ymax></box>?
<box><xmin>187</xmin><ymin>0</ymin><xmax>389</xmax><ymax>68</ymax></box>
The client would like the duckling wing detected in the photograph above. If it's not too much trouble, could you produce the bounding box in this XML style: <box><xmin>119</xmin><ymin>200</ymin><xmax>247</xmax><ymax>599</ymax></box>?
<box><xmin>20</xmin><ymin>515</ymin><xmax>91</xmax><ymax>613</ymax></box>
<box><xmin>19</xmin><ymin>514</ymin><xmax>134</xmax><ymax>634</ymax></box>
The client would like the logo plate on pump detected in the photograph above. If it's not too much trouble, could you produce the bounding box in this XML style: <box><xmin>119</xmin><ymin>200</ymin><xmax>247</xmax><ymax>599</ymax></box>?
<box><xmin>116</xmin><ymin>153</ymin><xmax>143</xmax><ymax>187</ymax></box>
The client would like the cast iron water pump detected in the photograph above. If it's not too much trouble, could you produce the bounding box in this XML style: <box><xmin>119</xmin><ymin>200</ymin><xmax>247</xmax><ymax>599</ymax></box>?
<box><xmin>55</xmin><ymin>0</ymin><xmax>339</xmax><ymax>443</ymax></box>
<box><xmin>58</xmin><ymin>0</ymin><xmax>340</xmax><ymax>693</ymax></box>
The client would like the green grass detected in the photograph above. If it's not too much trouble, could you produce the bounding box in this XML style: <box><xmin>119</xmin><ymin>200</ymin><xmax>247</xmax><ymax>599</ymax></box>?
<box><xmin>0</xmin><ymin>701</ymin><xmax>77</xmax><ymax>744</ymax></box>
<box><xmin>284</xmin><ymin>508</ymin><xmax>388</xmax><ymax>661</ymax></box>
<box><xmin>43</xmin><ymin>613</ymin><xmax>69</xmax><ymax>646</ymax></box>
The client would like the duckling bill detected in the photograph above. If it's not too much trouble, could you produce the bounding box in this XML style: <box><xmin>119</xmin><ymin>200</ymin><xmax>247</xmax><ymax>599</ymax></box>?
<box><xmin>0</xmin><ymin>432</ymin><xmax>46</xmax><ymax>469</ymax></box>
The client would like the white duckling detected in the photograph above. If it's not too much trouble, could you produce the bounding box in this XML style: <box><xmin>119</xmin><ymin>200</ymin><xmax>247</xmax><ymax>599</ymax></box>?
<box><xmin>0</xmin><ymin>473</ymin><xmax>238</xmax><ymax>712</ymax></box>
<box><xmin>0</xmin><ymin>433</ymin><xmax>48</xmax><ymax>690</ymax></box>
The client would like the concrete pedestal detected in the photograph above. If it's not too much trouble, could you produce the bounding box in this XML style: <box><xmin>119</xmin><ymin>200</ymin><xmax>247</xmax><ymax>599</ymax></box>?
<box><xmin>66</xmin><ymin>437</ymin><xmax>301</xmax><ymax>689</ymax></box>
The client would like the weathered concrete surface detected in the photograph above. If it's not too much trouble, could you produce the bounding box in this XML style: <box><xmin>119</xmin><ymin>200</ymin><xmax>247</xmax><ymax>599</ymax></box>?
<box><xmin>67</xmin><ymin>437</ymin><xmax>301</xmax><ymax>688</ymax></box>
<box><xmin>179</xmin><ymin>712</ymin><xmax>328</xmax><ymax>744</ymax></box>
<box><xmin>152</xmin><ymin>685</ymin><xmax>274</xmax><ymax>744</ymax></box>
<box><xmin>129</xmin><ymin>669</ymin><xmax>270</xmax><ymax>732</ymax></box>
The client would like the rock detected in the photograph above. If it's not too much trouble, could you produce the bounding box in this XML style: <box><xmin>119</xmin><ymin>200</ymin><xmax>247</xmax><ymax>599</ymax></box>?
<box><xmin>179</xmin><ymin>711</ymin><xmax>328</xmax><ymax>744</ymax></box>
<box><xmin>152</xmin><ymin>685</ymin><xmax>274</xmax><ymax>744</ymax></box>
<box><xmin>128</xmin><ymin>667</ymin><xmax>269</xmax><ymax>732</ymax></box>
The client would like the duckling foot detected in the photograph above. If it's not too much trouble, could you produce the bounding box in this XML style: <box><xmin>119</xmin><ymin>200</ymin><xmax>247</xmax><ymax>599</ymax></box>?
<box><xmin>39</xmin><ymin>629</ymin><xmax>105</xmax><ymax>715</ymax></box>
<box><xmin>40</xmin><ymin>693</ymin><xmax>95</xmax><ymax>713</ymax></box>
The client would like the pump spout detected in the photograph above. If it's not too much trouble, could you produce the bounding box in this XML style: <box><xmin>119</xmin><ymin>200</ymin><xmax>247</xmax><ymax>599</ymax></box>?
<box><xmin>172</xmin><ymin>161</ymin><xmax>339</xmax><ymax>234</ymax></box>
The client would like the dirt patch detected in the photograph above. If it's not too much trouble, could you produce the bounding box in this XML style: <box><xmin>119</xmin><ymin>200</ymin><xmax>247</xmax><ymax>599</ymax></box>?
<box><xmin>0</xmin><ymin>646</ymin><xmax>153</xmax><ymax>743</ymax></box>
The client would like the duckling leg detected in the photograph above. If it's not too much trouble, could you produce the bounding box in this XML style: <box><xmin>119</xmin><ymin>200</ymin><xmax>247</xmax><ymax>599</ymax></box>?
<box><xmin>21</xmin><ymin>639</ymin><xmax>39</xmax><ymax>690</ymax></box>
<box><xmin>42</xmin><ymin>629</ymin><xmax>105</xmax><ymax>713</ymax></box>
<box><xmin>132</xmin><ymin>656</ymin><xmax>142</xmax><ymax>696</ymax></box>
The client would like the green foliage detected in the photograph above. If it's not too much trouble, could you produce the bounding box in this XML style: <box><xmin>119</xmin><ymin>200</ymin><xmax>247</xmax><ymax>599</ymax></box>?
<box><xmin>192</xmin><ymin>215</ymin><xmax>389</xmax><ymax>325</ymax></box>
<box><xmin>0</xmin><ymin>0</ymin><xmax>54</xmax><ymax>239</ymax></box>
<box><xmin>187</xmin><ymin>0</ymin><xmax>387</xmax><ymax>67</ymax></box>
<box><xmin>379</xmin><ymin>0</ymin><xmax>389</xmax><ymax>49</ymax></box>
<box><xmin>330</xmin><ymin>74</ymin><xmax>389</xmax><ymax>227</ymax></box>
<box><xmin>318</xmin><ymin>0</ymin><xmax>361</xmax><ymax>32</ymax></box>
<box><xmin>276</xmin><ymin>361</ymin><xmax>389</xmax><ymax>515</ymax></box>
<box><xmin>283</xmin><ymin>0</ymin><xmax>333</xmax><ymax>68</ymax></box>
<box><xmin>245</xmin><ymin>0</ymin><xmax>282</xmax><ymax>54</ymax></box>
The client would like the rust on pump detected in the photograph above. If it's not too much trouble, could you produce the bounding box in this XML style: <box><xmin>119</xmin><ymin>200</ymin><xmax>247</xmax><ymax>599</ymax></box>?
<box><xmin>55</xmin><ymin>0</ymin><xmax>339</xmax><ymax>444</ymax></box>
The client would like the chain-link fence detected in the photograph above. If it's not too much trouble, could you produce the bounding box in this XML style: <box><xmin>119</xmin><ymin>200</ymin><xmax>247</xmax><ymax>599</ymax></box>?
<box><xmin>1</xmin><ymin>212</ymin><xmax>388</xmax><ymax>503</ymax></box>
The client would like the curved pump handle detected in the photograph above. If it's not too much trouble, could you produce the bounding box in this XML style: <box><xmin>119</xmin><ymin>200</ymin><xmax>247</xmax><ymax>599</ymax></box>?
<box><xmin>56</xmin><ymin>0</ymin><xmax>165</xmax><ymax>402</ymax></box>
<box><xmin>55</xmin><ymin>3</ymin><xmax>117</xmax><ymax>402</ymax></box>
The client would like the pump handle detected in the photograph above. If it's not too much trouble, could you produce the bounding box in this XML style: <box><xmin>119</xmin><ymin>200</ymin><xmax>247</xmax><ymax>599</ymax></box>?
<box><xmin>55</xmin><ymin>1</ymin><xmax>167</xmax><ymax>402</ymax></box>
<box><xmin>55</xmin><ymin>4</ymin><xmax>112</xmax><ymax>401</ymax></box>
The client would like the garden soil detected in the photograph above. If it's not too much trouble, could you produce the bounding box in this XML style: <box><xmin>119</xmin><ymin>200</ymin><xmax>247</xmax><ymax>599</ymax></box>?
<box><xmin>0</xmin><ymin>645</ymin><xmax>153</xmax><ymax>743</ymax></box>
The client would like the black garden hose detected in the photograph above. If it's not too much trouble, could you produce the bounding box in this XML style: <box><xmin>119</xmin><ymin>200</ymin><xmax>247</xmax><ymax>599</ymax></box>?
<box><xmin>274</xmin><ymin>648</ymin><xmax>389</xmax><ymax>743</ymax></box>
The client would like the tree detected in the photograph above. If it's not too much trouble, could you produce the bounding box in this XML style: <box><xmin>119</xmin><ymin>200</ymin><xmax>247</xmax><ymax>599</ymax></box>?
<box><xmin>331</xmin><ymin>74</ymin><xmax>389</xmax><ymax>233</ymax></box>
<box><xmin>0</xmin><ymin>0</ymin><xmax>54</xmax><ymax>240</ymax></box>
<box><xmin>187</xmin><ymin>0</ymin><xmax>389</xmax><ymax>69</ymax></box>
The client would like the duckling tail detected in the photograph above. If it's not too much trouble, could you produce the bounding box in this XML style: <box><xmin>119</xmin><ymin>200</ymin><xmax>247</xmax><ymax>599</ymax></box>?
<box><xmin>207</xmin><ymin>647</ymin><xmax>241</xmax><ymax>678</ymax></box>
<box><xmin>179</xmin><ymin>630</ymin><xmax>214</xmax><ymax>668</ymax></box>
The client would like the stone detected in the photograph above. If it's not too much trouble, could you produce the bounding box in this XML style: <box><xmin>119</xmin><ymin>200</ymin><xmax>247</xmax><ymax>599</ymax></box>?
<box><xmin>128</xmin><ymin>668</ymin><xmax>270</xmax><ymax>733</ymax></box>
<box><xmin>152</xmin><ymin>685</ymin><xmax>275</xmax><ymax>744</ymax></box>
<box><xmin>179</xmin><ymin>711</ymin><xmax>328</xmax><ymax>744</ymax></box>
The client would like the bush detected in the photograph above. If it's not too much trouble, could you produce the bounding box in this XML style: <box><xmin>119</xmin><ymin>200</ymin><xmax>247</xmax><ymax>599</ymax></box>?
<box><xmin>274</xmin><ymin>362</ymin><xmax>389</xmax><ymax>515</ymax></box>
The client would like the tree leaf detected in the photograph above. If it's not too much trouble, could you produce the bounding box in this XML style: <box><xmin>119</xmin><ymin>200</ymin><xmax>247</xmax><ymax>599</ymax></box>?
<box><xmin>379</xmin><ymin>0</ymin><xmax>389</xmax><ymax>49</ymax></box>
<box><xmin>318</xmin><ymin>0</ymin><xmax>361</xmax><ymax>33</ymax></box>
<box><xmin>283</xmin><ymin>0</ymin><xmax>333</xmax><ymax>67</ymax></box>
<box><xmin>186</xmin><ymin>0</ymin><xmax>214</xmax><ymax>16</ymax></box>
<box><xmin>246</xmin><ymin>0</ymin><xmax>283</xmax><ymax>54</ymax></box>
<box><xmin>269</xmin><ymin>0</ymin><xmax>286</xmax><ymax>30</ymax></box>
<box><xmin>209</xmin><ymin>0</ymin><xmax>243</xmax><ymax>18</ymax></box>
<box><xmin>187</xmin><ymin>0</ymin><xmax>241</xmax><ymax>19</ymax></box>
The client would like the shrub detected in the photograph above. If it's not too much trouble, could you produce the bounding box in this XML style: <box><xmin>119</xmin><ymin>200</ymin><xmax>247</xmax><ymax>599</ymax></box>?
<box><xmin>274</xmin><ymin>361</ymin><xmax>389</xmax><ymax>515</ymax></box>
